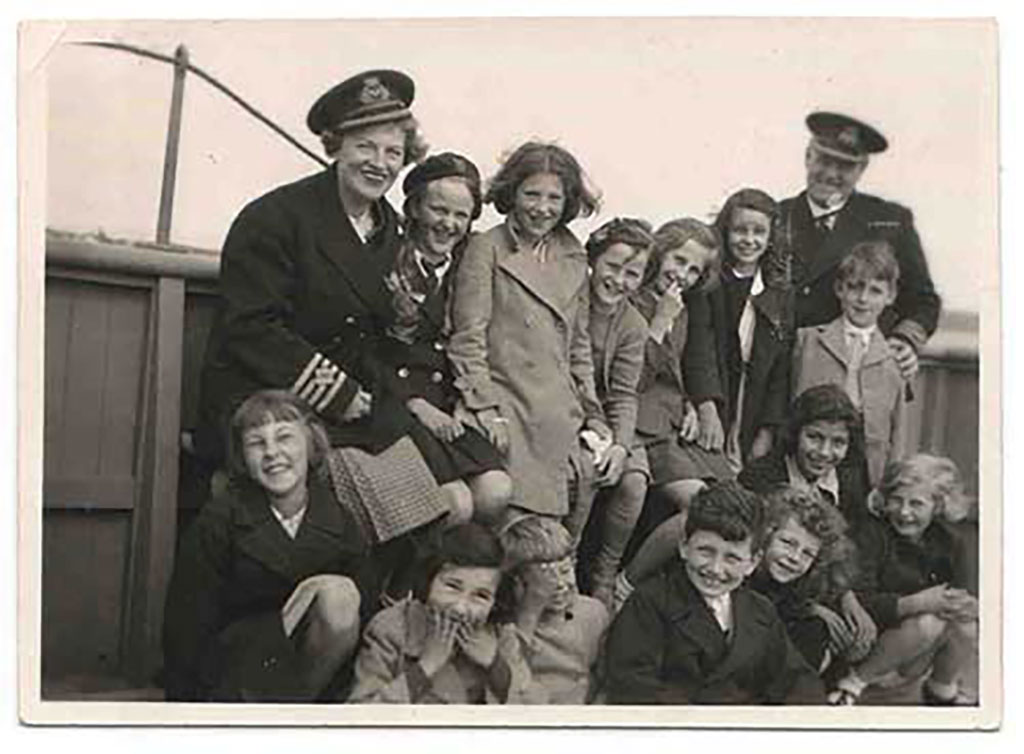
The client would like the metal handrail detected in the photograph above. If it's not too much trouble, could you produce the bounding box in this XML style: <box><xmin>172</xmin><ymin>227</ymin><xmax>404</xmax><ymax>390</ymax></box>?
<box><xmin>77</xmin><ymin>41</ymin><xmax>328</xmax><ymax>169</ymax></box>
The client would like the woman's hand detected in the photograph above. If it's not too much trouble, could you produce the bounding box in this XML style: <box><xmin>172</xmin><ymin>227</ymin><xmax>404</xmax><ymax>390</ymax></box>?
<box><xmin>696</xmin><ymin>401</ymin><xmax>725</xmax><ymax>451</ymax></box>
<box><xmin>840</xmin><ymin>591</ymin><xmax>878</xmax><ymax>659</ymax></box>
<box><xmin>476</xmin><ymin>408</ymin><xmax>510</xmax><ymax>455</ymax></box>
<box><xmin>340</xmin><ymin>388</ymin><xmax>373</xmax><ymax>423</ymax></box>
<box><xmin>457</xmin><ymin>623</ymin><xmax>499</xmax><ymax>668</ymax></box>
<box><xmin>418</xmin><ymin>607</ymin><xmax>460</xmax><ymax>677</ymax></box>
<box><xmin>407</xmin><ymin>398</ymin><xmax>465</xmax><ymax>443</ymax></box>
<box><xmin>679</xmin><ymin>402</ymin><xmax>700</xmax><ymax>443</ymax></box>
<box><xmin>810</xmin><ymin>603</ymin><xmax>856</xmax><ymax>653</ymax></box>
<box><xmin>596</xmin><ymin>444</ymin><xmax>628</xmax><ymax>488</ymax></box>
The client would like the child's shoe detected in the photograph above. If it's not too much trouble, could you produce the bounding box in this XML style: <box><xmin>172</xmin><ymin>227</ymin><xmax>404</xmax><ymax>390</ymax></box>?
<box><xmin>827</xmin><ymin>673</ymin><xmax>867</xmax><ymax>706</ymax></box>
<box><xmin>922</xmin><ymin>679</ymin><xmax>959</xmax><ymax>706</ymax></box>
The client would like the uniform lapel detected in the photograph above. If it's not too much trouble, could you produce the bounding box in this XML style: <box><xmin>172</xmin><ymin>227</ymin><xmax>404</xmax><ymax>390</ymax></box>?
<box><xmin>232</xmin><ymin>481</ymin><xmax>299</xmax><ymax>582</ymax></box>
<box><xmin>818</xmin><ymin>318</ymin><xmax>851</xmax><ymax>367</ymax></box>
<box><xmin>801</xmin><ymin>193</ymin><xmax>868</xmax><ymax>285</ymax></box>
<box><xmin>309</xmin><ymin>165</ymin><xmax>400</xmax><ymax>318</ymax></box>
<box><xmin>290</xmin><ymin>474</ymin><xmax>368</xmax><ymax>569</ymax></box>
<box><xmin>495</xmin><ymin>225</ymin><xmax>582</xmax><ymax>324</ymax></box>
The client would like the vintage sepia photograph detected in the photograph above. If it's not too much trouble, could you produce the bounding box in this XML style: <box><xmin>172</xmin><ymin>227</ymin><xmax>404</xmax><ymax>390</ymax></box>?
<box><xmin>16</xmin><ymin>10</ymin><xmax>1002</xmax><ymax>730</ymax></box>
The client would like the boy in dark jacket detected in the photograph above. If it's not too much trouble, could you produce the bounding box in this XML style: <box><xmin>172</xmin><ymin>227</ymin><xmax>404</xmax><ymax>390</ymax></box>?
<box><xmin>605</xmin><ymin>481</ymin><xmax>824</xmax><ymax>704</ymax></box>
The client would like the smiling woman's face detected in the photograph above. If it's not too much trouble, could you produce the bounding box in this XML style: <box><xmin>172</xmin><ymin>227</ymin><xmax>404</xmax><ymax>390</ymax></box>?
<box><xmin>334</xmin><ymin>122</ymin><xmax>406</xmax><ymax>207</ymax></box>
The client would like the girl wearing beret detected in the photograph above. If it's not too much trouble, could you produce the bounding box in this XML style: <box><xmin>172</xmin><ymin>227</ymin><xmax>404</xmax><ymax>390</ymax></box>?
<box><xmin>447</xmin><ymin>142</ymin><xmax>610</xmax><ymax>520</ymax></box>
<box><xmin>363</xmin><ymin>152</ymin><xmax>513</xmax><ymax>526</ymax></box>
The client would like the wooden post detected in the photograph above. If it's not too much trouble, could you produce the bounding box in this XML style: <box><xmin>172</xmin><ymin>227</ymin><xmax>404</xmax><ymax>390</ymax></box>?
<box><xmin>121</xmin><ymin>276</ymin><xmax>184</xmax><ymax>683</ymax></box>
<box><xmin>156</xmin><ymin>45</ymin><xmax>189</xmax><ymax>245</ymax></box>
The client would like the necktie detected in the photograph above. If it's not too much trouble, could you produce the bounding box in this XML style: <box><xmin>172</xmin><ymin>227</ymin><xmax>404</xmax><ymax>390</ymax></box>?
<box><xmin>845</xmin><ymin>332</ymin><xmax>867</xmax><ymax>407</ymax></box>
<box><xmin>815</xmin><ymin>212</ymin><xmax>838</xmax><ymax>234</ymax></box>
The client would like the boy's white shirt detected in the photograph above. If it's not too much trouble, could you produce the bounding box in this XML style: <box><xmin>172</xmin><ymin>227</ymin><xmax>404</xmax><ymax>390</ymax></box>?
<box><xmin>702</xmin><ymin>592</ymin><xmax>733</xmax><ymax>635</ymax></box>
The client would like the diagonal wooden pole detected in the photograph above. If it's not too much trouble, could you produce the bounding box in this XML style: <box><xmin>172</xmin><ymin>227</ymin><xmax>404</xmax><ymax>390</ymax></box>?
<box><xmin>156</xmin><ymin>45</ymin><xmax>189</xmax><ymax>245</ymax></box>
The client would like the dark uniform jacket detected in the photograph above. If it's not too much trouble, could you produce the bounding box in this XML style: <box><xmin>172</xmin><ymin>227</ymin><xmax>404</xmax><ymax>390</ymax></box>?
<box><xmin>162</xmin><ymin>473</ymin><xmax>389</xmax><ymax>702</ymax></box>
<box><xmin>779</xmin><ymin>190</ymin><xmax>941</xmax><ymax>351</ymax></box>
<box><xmin>196</xmin><ymin>165</ymin><xmax>404</xmax><ymax>463</ymax></box>
<box><xmin>605</xmin><ymin>560</ymin><xmax>825</xmax><ymax>704</ymax></box>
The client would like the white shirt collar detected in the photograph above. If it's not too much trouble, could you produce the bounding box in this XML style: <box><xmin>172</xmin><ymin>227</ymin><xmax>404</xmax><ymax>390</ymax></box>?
<box><xmin>806</xmin><ymin>193</ymin><xmax>849</xmax><ymax>219</ymax></box>
<box><xmin>702</xmin><ymin>591</ymin><xmax>733</xmax><ymax>634</ymax></box>
<box><xmin>842</xmin><ymin>318</ymin><xmax>876</xmax><ymax>346</ymax></box>
<box><xmin>785</xmin><ymin>454</ymin><xmax>841</xmax><ymax>507</ymax></box>
<box><xmin>412</xmin><ymin>247</ymin><xmax>452</xmax><ymax>283</ymax></box>
<box><xmin>270</xmin><ymin>504</ymin><xmax>307</xmax><ymax>539</ymax></box>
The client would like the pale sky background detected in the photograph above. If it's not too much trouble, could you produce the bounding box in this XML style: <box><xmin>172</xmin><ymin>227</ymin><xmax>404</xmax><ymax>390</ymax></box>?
<box><xmin>41</xmin><ymin>17</ymin><xmax>996</xmax><ymax>313</ymax></box>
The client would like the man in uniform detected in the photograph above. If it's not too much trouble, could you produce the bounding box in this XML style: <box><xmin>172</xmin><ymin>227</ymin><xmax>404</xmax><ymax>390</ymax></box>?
<box><xmin>779</xmin><ymin>111</ymin><xmax>941</xmax><ymax>380</ymax></box>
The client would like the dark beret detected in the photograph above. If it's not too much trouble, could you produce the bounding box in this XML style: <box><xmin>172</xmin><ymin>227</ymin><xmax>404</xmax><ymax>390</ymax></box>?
<box><xmin>806</xmin><ymin>111</ymin><xmax>888</xmax><ymax>162</ymax></box>
<box><xmin>403</xmin><ymin>152</ymin><xmax>482</xmax><ymax>219</ymax></box>
<box><xmin>307</xmin><ymin>69</ymin><xmax>415</xmax><ymax>135</ymax></box>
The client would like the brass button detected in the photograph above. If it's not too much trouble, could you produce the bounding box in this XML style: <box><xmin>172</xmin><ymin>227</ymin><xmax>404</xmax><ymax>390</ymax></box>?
<box><xmin>397</xmin><ymin>367</ymin><xmax>410</xmax><ymax>378</ymax></box>
<box><xmin>430</xmin><ymin>371</ymin><xmax>443</xmax><ymax>383</ymax></box>
<box><xmin>433</xmin><ymin>341</ymin><xmax>444</xmax><ymax>352</ymax></box>
<box><xmin>345</xmin><ymin>315</ymin><xmax>356</xmax><ymax>325</ymax></box>
<box><xmin>802</xmin><ymin>286</ymin><xmax>811</xmax><ymax>296</ymax></box>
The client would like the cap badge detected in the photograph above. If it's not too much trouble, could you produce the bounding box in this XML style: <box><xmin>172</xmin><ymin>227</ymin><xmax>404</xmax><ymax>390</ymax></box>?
<box><xmin>359</xmin><ymin>76</ymin><xmax>392</xmax><ymax>105</ymax></box>
<box><xmin>838</xmin><ymin>126</ymin><xmax>860</xmax><ymax>149</ymax></box>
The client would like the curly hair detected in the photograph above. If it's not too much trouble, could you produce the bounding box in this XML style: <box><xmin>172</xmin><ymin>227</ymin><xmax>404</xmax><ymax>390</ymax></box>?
<box><xmin>320</xmin><ymin>115</ymin><xmax>429</xmax><ymax>166</ymax></box>
<box><xmin>484</xmin><ymin>141</ymin><xmax>600</xmax><ymax>226</ymax></box>
<box><xmin>763</xmin><ymin>486</ymin><xmax>858</xmax><ymax>601</ymax></box>
<box><xmin>642</xmin><ymin>217</ymin><xmax>723</xmax><ymax>294</ymax></box>
<box><xmin>869</xmin><ymin>454</ymin><xmax>971</xmax><ymax>523</ymax></box>
<box><xmin>226</xmin><ymin>390</ymin><xmax>330</xmax><ymax>483</ymax></box>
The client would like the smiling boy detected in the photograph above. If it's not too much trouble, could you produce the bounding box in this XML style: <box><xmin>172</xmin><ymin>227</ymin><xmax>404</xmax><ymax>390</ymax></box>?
<box><xmin>604</xmin><ymin>481</ymin><xmax>824</xmax><ymax>704</ymax></box>
<box><xmin>792</xmin><ymin>241</ymin><xmax>907</xmax><ymax>486</ymax></box>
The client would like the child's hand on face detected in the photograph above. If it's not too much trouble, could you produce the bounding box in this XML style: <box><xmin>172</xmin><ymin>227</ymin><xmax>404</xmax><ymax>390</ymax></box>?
<box><xmin>419</xmin><ymin>606</ymin><xmax>461</xmax><ymax>677</ymax></box>
<box><xmin>650</xmin><ymin>281</ymin><xmax>685</xmax><ymax>343</ymax></box>
<box><xmin>457</xmin><ymin>623</ymin><xmax>499</xmax><ymax>668</ymax></box>
<box><xmin>407</xmin><ymin>398</ymin><xmax>466</xmax><ymax>443</ymax></box>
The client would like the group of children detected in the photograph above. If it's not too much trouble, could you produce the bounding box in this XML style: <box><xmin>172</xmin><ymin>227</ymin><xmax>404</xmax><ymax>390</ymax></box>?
<box><xmin>166</xmin><ymin>139</ymin><xmax>978</xmax><ymax>707</ymax></box>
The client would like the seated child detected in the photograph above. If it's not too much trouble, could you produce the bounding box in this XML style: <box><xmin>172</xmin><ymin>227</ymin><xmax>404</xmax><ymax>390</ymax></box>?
<box><xmin>562</xmin><ymin>217</ymin><xmax>654</xmax><ymax>607</ymax></box>
<box><xmin>348</xmin><ymin>522</ymin><xmax>530</xmax><ymax>704</ymax></box>
<box><xmin>163</xmin><ymin>390</ymin><xmax>381</xmax><ymax>702</ymax></box>
<box><xmin>830</xmin><ymin>455</ymin><xmax>978</xmax><ymax>706</ymax></box>
<box><xmin>499</xmin><ymin>514</ymin><xmax>610</xmax><ymax>704</ymax></box>
<box><xmin>792</xmin><ymin>240</ymin><xmax>906</xmax><ymax>486</ymax></box>
<box><xmin>368</xmin><ymin>153</ymin><xmax>513</xmax><ymax>526</ymax></box>
<box><xmin>748</xmin><ymin>486</ymin><xmax>865</xmax><ymax>674</ymax></box>
<box><xmin>604</xmin><ymin>480</ymin><xmax>825</xmax><ymax>704</ymax></box>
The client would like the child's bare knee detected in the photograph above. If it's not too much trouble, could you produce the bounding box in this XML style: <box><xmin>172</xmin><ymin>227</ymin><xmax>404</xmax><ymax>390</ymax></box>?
<box><xmin>950</xmin><ymin>617</ymin><xmax>979</xmax><ymax>644</ymax></box>
<box><xmin>442</xmin><ymin>481</ymin><xmax>475</xmax><ymax>527</ymax></box>
<box><xmin>470</xmin><ymin>471</ymin><xmax>512</xmax><ymax>521</ymax></box>
<box><xmin>619</xmin><ymin>471</ymin><xmax>648</xmax><ymax>503</ymax></box>
<box><xmin>312</xmin><ymin>576</ymin><xmax>361</xmax><ymax>634</ymax></box>
<box><xmin>905</xmin><ymin>612</ymin><xmax>948</xmax><ymax>642</ymax></box>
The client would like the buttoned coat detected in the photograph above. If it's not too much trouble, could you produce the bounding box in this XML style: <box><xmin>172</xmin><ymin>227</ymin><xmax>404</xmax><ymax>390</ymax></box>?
<box><xmin>779</xmin><ymin>190</ymin><xmax>941</xmax><ymax>351</ymax></box>
<box><xmin>447</xmin><ymin>224</ymin><xmax>605</xmax><ymax>516</ymax></box>
<box><xmin>707</xmin><ymin>279</ymin><xmax>794</xmax><ymax>461</ymax></box>
<box><xmin>592</xmin><ymin>300</ymin><xmax>648</xmax><ymax>449</ymax></box>
<box><xmin>196</xmin><ymin>165</ymin><xmax>404</xmax><ymax>463</ymax></box>
<box><xmin>792</xmin><ymin>317</ymin><xmax>906</xmax><ymax>486</ymax></box>
<box><xmin>162</xmin><ymin>473</ymin><xmax>386</xmax><ymax>701</ymax></box>
<box><xmin>604</xmin><ymin>561</ymin><xmax>824</xmax><ymax>704</ymax></box>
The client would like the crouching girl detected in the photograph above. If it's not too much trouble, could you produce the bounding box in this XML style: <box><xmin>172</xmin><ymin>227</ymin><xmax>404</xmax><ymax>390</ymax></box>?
<box><xmin>348</xmin><ymin>522</ymin><xmax>531</xmax><ymax>703</ymax></box>
<box><xmin>830</xmin><ymin>454</ymin><xmax>979</xmax><ymax>705</ymax></box>
<box><xmin>163</xmin><ymin>390</ymin><xmax>384</xmax><ymax>702</ymax></box>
